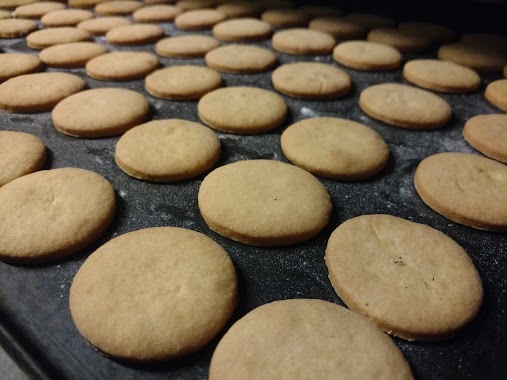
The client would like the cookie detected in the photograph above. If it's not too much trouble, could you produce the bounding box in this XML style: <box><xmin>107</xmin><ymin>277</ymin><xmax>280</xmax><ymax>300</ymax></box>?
<box><xmin>41</xmin><ymin>9</ymin><xmax>94</xmax><ymax>27</ymax></box>
<box><xmin>0</xmin><ymin>168</ymin><xmax>115</xmax><ymax>263</ymax></box>
<box><xmin>325</xmin><ymin>214</ymin><xmax>484</xmax><ymax>341</ymax></box>
<box><xmin>359</xmin><ymin>83</ymin><xmax>452</xmax><ymax>129</ymax></box>
<box><xmin>86</xmin><ymin>51</ymin><xmax>159</xmax><ymax>81</ymax></box>
<box><xmin>298</xmin><ymin>5</ymin><xmax>344</xmax><ymax>17</ymax></box>
<box><xmin>27</xmin><ymin>27</ymin><xmax>91</xmax><ymax>49</ymax></box>
<box><xmin>0</xmin><ymin>10</ymin><xmax>10</xmax><ymax>20</ymax></box>
<box><xmin>95</xmin><ymin>0</ymin><xmax>142</xmax><ymax>15</ymax></box>
<box><xmin>281</xmin><ymin>117</ymin><xmax>389</xmax><ymax>180</ymax></box>
<box><xmin>69</xmin><ymin>0</ymin><xmax>108</xmax><ymax>7</ymax></box>
<box><xmin>198</xmin><ymin>87</ymin><xmax>286</xmax><ymax>134</ymax></box>
<box><xmin>463</xmin><ymin>114</ymin><xmax>507</xmax><ymax>164</ymax></box>
<box><xmin>205</xmin><ymin>44</ymin><xmax>277</xmax><ymax>74</ymax></box>
<box><xmin>0</xmin><ymin>18</ymin><xmax>37</xmax><ymax>38</ymax></box>
<box><xmin>106</xmin><ymin>24</ymin><xmax>164</xmax><ymax>45</ymax></box>
<box><xmin>398</xmin><ymin>21</ymin><xmax>456</xmax><ymax>44</ymax></box>
<box><xmin>0</xmin><ymin>72</ymin><xmax>86</xmax><ymax>113</ymax></box>
<box><xmin>174</xmin><ymin>9</ymin><xmax>226</xmax><ymax>30</ymax></box>
<box><xmin>460</xmin><ymin>33</ymin><xmax>507</xmax><ymax>52</ymax></box>
<box><xmin>261</xmin><ymin>9</ymin><xmax>310</xmax><ymax>28</ymax></box>
<box><xmin>145</xmin><ymin>65</ymin><xmax>222</xmax><ymax>100</ymax></box>
<box><xmin>309</xmin><ymin>17</ymin><xmax>366</xmax><ymax>40</ymax></box>
<box><xmin>155</xmin><ymin>34</ymin><xmax>219</xmax><ymax>58</ymax></box>
<box><xmin>215</xmin><ymin>2</ymin><xmax>263</xmax><ymax>18</ymax></box>
<box><xmin>0</xmin><ymin>131</ymin><xmax>46</xmax><ymax>187</ymax></box>
<box><xmin>485</xmin><ymin>79</ymin><xmax>507</xmax><ymax>112</ymax></box>
<box><xmin>343</xmin><ymin>13</ymin><xmax>395</xmax><ymax>30</ymax></box>
<box><xmin>12</xmin><ymin>2</ymin><xmax>66</xmax><ymax>19</ymax></box>
<box><xmin>367</xmin><ymin>27</ymin><xmax>431</xmax><ymax>52</ymax></box>
<box><xmin>271</xmin><ymin>62</ymin><xmax>351</xmax><ymax>99</ymax></box>
<box><xmin>198</xmin><ymin>159</ymin><xmax>332</xmax><ymax>246</ymax></box>
<box><xmin>176</xmin><ymin>0</ymin><xmax>216</xmax><ymax>10</ymax></box>
<box><xmin>414</xmin><ymin>152</ymin><xmax>507</xmax><ymax>231</ymax></box>
<box><xmin>132</xmin><ymin>4</ymin><xmax>182</xmax><ymax>22</ymax></box>
<box><xmin>271</xmin><ymin>28</ymin><xmax>335</xmax><ymax>55</ymax></box>
<box><xmin>438</xmin><ymin>42</ymin><xmax>507</xmax><ymax>73</ymax></box>
<box><xmin>333</xmin><ymin>40</ymin><xmax>401</xmax><ymax>71</ymax></box>
<box><xmin>212</xmin><ymin>18</ymin><xmax>272</xmax><ymax>42</ymax></box>
<box><xmin>77</xmin><ymin>16</ymin><xmax>131</xmax><ymax>35</ymax></box>
<box><xmin>39</xmin><ymin>42</ymin><xmax>107</xmax><ymax>68</ymax></box>
<box><xmin>70</xmin><ymin>227</ymin><xmax>237</xmax><ymax>361</ymax></box>
<box><xmin>115</xmin><ymin>119</ymin><xmax>220</xmax><ymax>181</ymax></box>
<box><xmin>403</xmin><ymin>59</ymin><xmax>480</xmax><ymax>93</ymax></box>
<box><xmin>0</xmin><ymin>0</ymin><xmax>38</xmax><ymax>9</ymax></box>
<box><xmin>0</xmin><ymin>53</ymin><xmax>44</xmax><ymax>82</ymax></box>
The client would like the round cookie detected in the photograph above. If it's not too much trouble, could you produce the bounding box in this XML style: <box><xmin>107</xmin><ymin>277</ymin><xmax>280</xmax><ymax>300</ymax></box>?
<box><xmin>0</xmin><ymin>168</ymin><xmax>115</xmax><ymax>263</ymax></box>
<box><xmin>155</xmin><ymin>35</ymin><xmax>220</xmax><ymax>58</ymax></box>
<box><xmin>145</xmin><ymin>65</ymin><xmax>222</xmax><ymax>100</ymax></box>
<box><xmin>398</xmin><ymin>21</ymin><xmax>456</xmax><ymax>44</ymax></box>
<box><xmin>212</xmin><ymin>18</ymin><xmax>272</xmax><ymax>42</ymax></box>
<box><xmin>39</xmin><ymin>42</ymin><xmax>107</xmax><ymax>68</ymax></box>
<box><xmin>463</xmin><ymin>114</ymin><xmax>507</xmax><ymax>164</ymax></box>
<box><xmin>0</xmin><ymin>0</ymin><xmax>39</xmax><ymax>9</ymax></box>
<box><xmin>69</xmin><ymin>0</ymin><xmax>108</xmax><ymax>7</ymax></box>
<box><xmin>132</xmin><ymin>5</ymin><xmax>182</xmax><ymax>22</ymax></box>
<box><xmin>0</xmin><ymin>53</ymin><xmax>44</xmax><ymax>82</ymax></box>
<box><xmin>215</xmin><ymin>2</ymin><xmax>263</xmax><ymax>19</ymax></box>
<box><xmin>41</xmin><ymin>9</ymin><xmax>94</xmax><ymax>27</ymax></box>
<box><xmin>0</xmin><ymin>131</ymin><xmax>46</xmax><ymax>187</ymax></box>
<box><xmin>12</xmin><ymin>2</ymin><xmax>66</xmax><ymax>19</ymax></box>
<box><xmin>106</xmin><ymin>24</ymin><xmax>164</xmax><ymax>45</ymax></box>
<box><xmin>174</xmin><ymin>9</ymin><xmax>226</xmax><ymax>30</ymax></box>
<box><xmin>176</xmin><ymin>0</ymin><xmax>216</xmax><ymax>10</ymax></box>
<box><xmin>95</xmin><ymin>0</ymin><xmax>143</xmax><ymax>15</ymax></box>
<box><xmin>198</xmin><ymin>159</ymin><xmax>332</xmax><ymax>246</ymax></box>
<box><xmin>281</xmin><ymin>117</ymin><xmax>389</xmax><ymax>180</ymax></box>
<box><xmin>438</xmin><ymin>42</ymin><xmax>507</xmax><ymax>73</ymax></box>
<box><xmin>209</xmin><ymin>299</ymin><xmax>413</xmax><ymax>380</ymax></box>
<box><xmin>261</xmin><ymin>9</ymin><xmax>310</xmax><ymax>28</ymax></box>
<box><xmin>325</xmin><ymin>214</ymin><xmax>484</xmax><ymax>341</ymax></box>
<box><xmin>86</xmin><ymin>51</ymin><xmax>159</xmax><ymax>81</ymax></box>
<box><xmin>271</xmin><ymin>28</ymin><xmax>335</xmax><ymax>55</ymax></box>
<box><xmin>309</xmin><ymin>17</ymin><xmax>366</xmax><ymax>40</ymax></box>
<box><xmin>367</xmin><ymin>27</ymin><xmax>431</xmax><ymax>52</ymax></box>
<box><xmin>359</xmin><ymin>83</ymin><xmax>452</xmax><ymax>129</ymax></box>
<box><xmin>343</xmin><ymin>13</ymin><xmax>395</xmax><ymax>30</ymax></box>
<box><xmin>26</xmin><ymin>27</ymin><xmax>91</xmax><ymax>49</ymax></box>
<box><xmin>414</xmin><ymin>152</ymin><xmax>507</xmax><ymax>231</ymax></box>
<box><xmin>485</xmin><ymin>79</ymin><xmax>507</xmax><ymax>112</ymax></box>
<box><xmin>115</xmin><ymin>119</ymin><xmax>221</xmax><ymax>182</ymax></box>
<box><xmin>205</xmin><ymin>44</ymin><xmax>277</xmax><ymax>74</ymax></box>
<box><xmin>77</xmin><ymin>16</ymin><xmax>131</xmax><ymax>35</ymax></box>
<box><xmin>271</xmin><ymin>62</ymin><xmax>351</xmax><ymax>100</ymax></box>
<box><xmin>460</xmin><ymin>33</ymin><xmax>507</xmax><ymax>52</ymax></box>
<box><xmin>0</xmin><ymin>72</ymin><xmax>86</xmax><ymax>113</ymax></box>
<box><xmin>333</xmin><ymin>40</ymin><xmax>401</xmax><ymax>71</ymax></box>
<box><xmin>298</xmin><ymin>5</ymin><xmax>344</xmax><ymax>17</ymax></box>
<box><xmin>198</xmin><ymin>87</ymin><xmax>287</xmax><ymax>134</ymax></box>
<box><xmin>0</xmin><ymin>18</ymin><xmax>37</xmax><ymax>38</ymax></box>
<box><xmin>403</xmin><ymin>59</ymin><xmax>480</xmax><ymax>93</ymax></box>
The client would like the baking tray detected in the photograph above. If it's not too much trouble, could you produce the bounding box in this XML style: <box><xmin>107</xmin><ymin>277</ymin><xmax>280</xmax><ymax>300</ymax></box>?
<box><xmin>0</xmin><ymin>5</ymin><xmax>507</xmax><ymax>380</ymax></box>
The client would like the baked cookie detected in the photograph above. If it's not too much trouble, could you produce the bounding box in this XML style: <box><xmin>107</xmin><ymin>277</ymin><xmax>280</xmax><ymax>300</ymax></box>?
<box><xmin>106</xmin><ymin>24</ymin><xmax>164</xmax><ymax>45</ymax></box>
<box><xmin>198</xmin><ymin>159</ymin><xmax>332</xmax><ymax>246</ymax></box>
<box><xmin>155</xmin><ymin>35</ymin><xmax>220</xmax><ymax>58</ymax></box>
<box><xmin>39</xmin><ymin>42</ymin><xmax>107</xmax><ymax>68</ymax></box>
<box><xmin>70</xmin><ymin>227</ymin><xmax>237</xmax><ymax>361</ymax></box>
<box><xmin>271</xmin><ymin>28</ymin><xmax>335</xmax><ymax>55</ymax></box>
<box><xmin>52</xmin><ymin>88</ymin><xmax>149</xmax><ymax>137</ymax></box>
<box><xmin>0</xmin><ymin>72</ymin><xmax>86</xmax><ymax>113</ymax></box>
<box><xmin>12</xmin><ymin>2</ymin><xmax>66</xmax><ymax>19</ymax></box>
<box><xmin>333</xmin><ymin>41</ymin><xmax>401</xmax><ymax>71</ymax></box>
<box><xmin>0</xmin><ymin>53</ymin><xmax>44</xmax><ymax>82</ymax></box>
<box><xmin>271</xmin><ymin>62</ymin><xmax>351</xmax><ymax>99</ymax></box>
<box><xmin>298</xmin><ymin>5</ymin><xmax>344</xmax><ymax>17</ymax></box>
<box><xmin>438</xmin><ymin>42</ymin><xmax>507</xmax><ymax>73</ymax></box>
<box><xmin>359</xmin><ymin>83</ymin><xmax>452</xmax><ymax>129</ymax></box>
<box><xmin>325</xmin><ymin>214</ymin><xmax>484</xmax><ymax>340</ymax></box>
<box><xmin>86</xmin><ymin>51</ymin><xmax>159</xmax><ymax>81</ymax></box>
<box><xmin>0</xmin><ymin>131</ymin><xmax>46</xmax><ymax>187</ymax></box>
<box><xmin>343</xmin><ymin>13</ymin><xmax>395</xmax><ymax>30</ymax></box>
<box><xmin>115</xmin><ymin>119</ymin><xmax>220</xmax><ymax>181</ymax></box>
<box><xmin>205</xmin><ymin>44</ymin><xmax>277</xmax><ymax>74</ymax></box>
<box><xmin>414</xmin><ymin>152</ymin><xmax>507</xmax><ymax>231</ymax></box>
<box><xmin>198</xmin><ymin>86</ymin><xmax>286</xmax><ymax>134</ymax></box>
<box><xmin>132</xmin><ymin>5</ymin><xmax>182</xmax><ymax>22</ymax></box>
<box><xmin>41</xmin><ymin>9</ymin><xmax>94</xmax><ymax>27</ymax></box>
<box><xmin>403</xmin><ymin>59</ymin><xmax>480</xmax><ymax>93</ymax></box>
<box><xmin>281</xmin><ymin>117</ymin><xmax>389</xmax><ymax>180</ymax></box>
<box><xmin>69</xmin><ymin>0</ymin><xmax>108</xmax><ymax>7</ymax></box>
<box><xmin>215</xmin><ymin>2</ymin><xmax>263</xmax><ymax>19</ymax></box>
<box><xmin>26</xmin><ymin>27</ymin><xmax>91</xmax><ymax>49</ymax></box>
<box><xmin>212</xmin><ymin>18</ymin><xmax>272</xmax><ymax>42</ymax></box>
<box><xmin>0</xmin><ymin>0</ymin><xmax>38</xmax><ymax>10</ymax></box>
<box><xmin>176</xmin><ymin>0</ymin><xmax>216</xmax><ymax>10</ymax></box>
<box><xmin>485</xmin><ymin>79</ymin><xmax>507</xmax><ymax>112</ymax></box>
<box><xmin>0</xmin><ymin>10</ymin><xmax>10</xmax><ymax>20</ymax></box>
<box><xmin>398</xmin><ymin>21</ymin><xmax>456</xmax><ymax>44</ymax></box>
<box><xmin>210</xmin><ymin>299</ymin><xmax>413</xmax><ymax>380</ymax></box>
<box><xmin>367</xmin><ymin>27</ymin><xmax>431</xmax><ymax>52</ymax></box>
<box><xmin>460</xmin><ymin>33</ymin><xmax>507</xmax><ymax>52</ymax></box>
<box><xmin>309</xmin><ymin>17</ymin><xmax>366</xmax><ymax>40</ymax></box>
<box><xmin>0</xmin><ymin>18</ymin><xmax>37</xmax><ymax>38</ymax></box>
<box><xmin>261</xmin><ymin>8</ymin><xmax>310</xmax><ymax>28</ymax></box>
<box><xmin>463</xmin><ymin>114</ymin><xmax>507</xmax><ymax>164</ymax></box>
<box><xmin>77</xmin><ymin>16</ymin><xmax>131</xmax><ymax>35</ymax></box>
<box><xmin>174</xmin><ymin>9</ymin><xmax>226</xmax><ymax>30</ymax></box>
<box><xmin>0</xmin><ymin>168</ymin><xmax>115</xmax><ymax>263</ymax></box>
<box><xmin>95</xmin><ymin>0</ymin><xmax>142</xmax><ymax>15</ymax></box>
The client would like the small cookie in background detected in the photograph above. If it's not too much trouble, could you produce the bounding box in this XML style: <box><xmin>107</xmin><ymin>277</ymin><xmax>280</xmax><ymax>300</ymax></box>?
<box><xmin>397</xmin><ymin>21</ymin><xmax>457</xmax><ymax>44</ymax></box>
<box><xmin>174</xmin><ymin>9</ymin><xmax>226</xmax><ymax>30</ymax></box>
<box><xmin>485</xmin><ymin>79</ymin><xmax>507</xmax><ymax>112</ymax></box>
<box><xmin>39</xmin><ymin>42</ymin><xmax>107</xmax><ymax>68</ymax></box>
<box><xmin>106</xmin><ymin>24</ymin><xmax>164</xmax><ymax>45</ymax></box>
<box><xmin>12</xmin><ymin>2</ymin><xmax>65</xmax><ymax>19</ymax></box>
<box><xmin>26</xmin><ymin>27</ymin><xmax>91</xmax><ymax>49</ymax></box>
<box><xmin>86</xmin><ymin>51</ymin><xmax>159</xmax><ymax>81</ymax></box>
<box><xmin>0</xmin><ymin>18</ymin><xmax>37</xmax><ymax>38</ymax></box>
<box><xmin>272</xmin><ymin>28</ymin><xmax>335</xmax><ymax>55</ymax></box>
<box><xmin>309</xmin><ymin>17</ymin><xmax>366</xmax><ymax>40</ymax></box>
<box><xmin>438</xmin><ymin>42</ymin><xmax>507</xmax><ymax>73</ymax></box>
<box><xmin>333</xmin><ymin>40</ymin><xmax>401</xmax><ymax>71</ymax></box>
<box><xmin>215</xmin><ymin>1</ymin><xmax>263</xmax><ymax>19</ymax></box>
<box><xmin>298</xmin><ymin>4</ymin><xmax>344</xmax><ymax>17</ymax></box>
<box><xmin>156</xmin><ymin>35</ymin><xmax>219</xmax><ymax>58</ymax></box>
<box><xmin>205</xmin><ymin>44</ymin><xmax>277</xmax><ymax>74</ymax></box>
<box><xmin>459</xmin><ymin>33</ymin><xmax>507</xmax><ymax>53</ymax></box>
<box><xmin>0</xmin><ymin>0</ymin><xmax>39</xmax><ymax>10</ymax></box>
<box><xmin>68</xmin><ymin>0</ymin><xmax>108</xmax><ymax>8</ymax></box>
<box><xmin>95</xmin><ymin>0</ymin><xmax>143</xmax><ymax>16</ymax></box>
<box><xmin>342</xmin><ymin>12</ymin><xmax>395</xmax><ymax>30</ymax></box>
<box><xmin>41</xmin><ymin>9</ymin><xmax>94</xmax><ymax>27</ymax></box>
<box><xmin>212</xmin><ymin>18</ymin><xmax>272</xmax><ymax>42</ymax></box>
<box><xmin>132</xmin><ymin>5</ymin><xmax>182</xmax><ymax>23</ymax></box>
<box><xmin>77</xmin><ymin>16</ymin><xmax>131</xmax><ymax>35</ymax></box>
<box><xmin>261</xmin><ymin>8</ymin><xmax>310</xmax><ymax>28</ymax></box>
<box><xmin>463</xmin><ymin>114</ymin><xmax>507</xmax><ymax>164</ymax></box>
<box><xmin>176</xmin><ymin>0</ymin><xmax>217</xmax><ymax>10</ymax></box>
<box><xmin>367</xmin><ymin>27</ymin><xmax>431</xmax><ymax>52</ymax></box>
<box><xmin>0</xmin><ymin>53</ymin><xmax>44</xmax><ymax>82</ymax></box>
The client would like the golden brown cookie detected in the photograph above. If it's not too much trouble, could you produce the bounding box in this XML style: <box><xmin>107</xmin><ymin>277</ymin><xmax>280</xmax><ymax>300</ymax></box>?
<box><xmin>95</xmin><ymin>0</ymin><xmax>142</xmax><ymax>15</ymax></box>
<box><xmin>86</xmin><ymin>51</ymin><xmax>159</xmax><ymax>81</ymax></box>
<box><xmin>333</xmin><ymin>40</ymin><xmax>401</xmax><ymax>71</ymax></box>
<box><xmin>12</xmin><ymin>1</ymin><xmax>65</xmax><ymax>19</ymax></box>
<box><xmin>0</xmin><ymin>53</ymin><xmax>44</xmax><ymax>82</ymax></box>
<box><xmin>485</xmin><ymin>79</ymin><xmax>507</xmax><ymax>112</ymax></box>
<box><xmin>463</xmin><ymin>114</ymin><xmax>507</xmax><ymax>164</ymax></box>
<box><xmin>212</xmin><ymin>18</ymin><xmax>272</xmax><ymax>42</ymax></box>
<box><xmin>155</xmin><ymin>35</ymin><xmax>220</xmax><ymax>58</ymax></box>
<box><xmin>309</xmin><ymin>17</ymin><xmax>366</xmax><ymax>40</ymax></box>
<box><xmin>132</xmin><ymin>4</ymin><xmax>182</xmax><ymax>22</ymax></box>
<box><xmin>438</xmin><ymin>42</ymin><xmax>507</xmax><ymax>73</ymax></box>
<box><xmin>271</xmin><ymin>28</ymin><xmax>335</xmax><ymax>55</ymax></box>
<box><xmin>176</xmin><ymin>0</ymin><xmax>216</xmax><ymax>10</ymax></box>
<box><xmin>106</xmin><ymin>23</ymin><xmax>164</xmax><ymax>45</ymax></box>
<box><xmin>77</xmin><ymin>16</ymin><xmax>131</xmax><ymax>35</ymax></box>
<box><xmin>398</xmin><ymin>21</ymin><xmax>456</xmax><ymax>44</ymax></box>
<box><xmin>205</xmin><ymin>44</ymin><xmax>277</xmax><ymax>74</ymax></box>
<box><xmin>343</xmin><ymin>13</ymin><xmax>395</xmax><ymax>30</ymax></box>
<box><xmin>0</xmin><ymin>0</ymin><xmax>38</xmax><ymax>10</ymax></box>
<box><xmin>367</xmin><ymin>27</ymin><xmax>431</xmax><ymax>52</ymax></box>
<box><xmin>0</xmin><ymin>18</ymin><xmax>37</xmax><ymax>38</ymax></box>
<box><xmin>26</xmin><ymin>27</ymin><xmax>91</xmax><ymax>49</ymax></box>
<box><xmin>215</xmin><ymin>2</ymin><xmax>263</xmax><ymax>19</ymax></box>
<box><xmin>69</xmin><ymin>0</ymin><xmax>108</xmax><ymax>8</ymax></box>
<box><xmin>174</xmin><ymin>9</ymin><xmax>226</xmax><ymax>30</ymax></box>
<box><xmin>39</xmin><ymin>42</ymin><xmax>107</xmax><ymax>68</ymax></box>
<box><xmin>41</xmin><ymin>9</ymin><xmax>94</xmax><ymax>27</ymax></box>
<box><xmin>460</xmin><ymin>33</ymin><xmax>507</xmax><ymax>52</ymax></box>
<box><xmin>261</xmin><ymin>8</ymin><xmax>310</xmax><ymax>28</ymax></box>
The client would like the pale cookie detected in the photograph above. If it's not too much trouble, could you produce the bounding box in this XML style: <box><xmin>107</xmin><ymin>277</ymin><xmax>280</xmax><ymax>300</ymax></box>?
<box><xmin>281</xmin><ymin>117</ymin><xmax>389</xmax><ymax>180</ymax></box>
<box><xmin>205</xmin><ymin>44</ymin><xmax>277</xmax><ymax>74</ymax></box>
<box><xmin>0</xmin><ymin>53</ymin><xmax>44</xmax><ymax>82</ymax></box>
<box><xmin>77</xmin><ymin>16</ymin><xmax>131</xmax><ymax>35</ymax></box>
<box><xmin>198</xmin><ymin>87</ymin><xmax>286</xmax><ymax>134</ymax></box>
<box><xmin>438</xmin><ymin>42</ymin><xmax>507</xmax><ymax>73</ymax></box>
<box><xmin>272</xmin><ymin>28</ymin><xmax>335</xmax><ymax>55</ymax></box>
<box><xmin>12</xmin><ymin>2</ymin><xmax>66</xmax><ymax>19</ymax></box>
<box><xmin>0</xmin><ymin>18</ymin><xmax>37</xmax><ymax>38</ymax></box>
<box><xmin>0</xmin><ymin>0</ymin><xmax>38</xmax><ymax>10</ymax></box>
<box><xmin>176</xmin><ymin>0</ymin><xmax>217</xmax><ymax>10</ymax></box>
<box><xmin>95</xmin><ymin>0</ymin><xmax>142</xmax><ymax>15</ymax></box>
<box><xmin>52</xmin><ymin>88</ymin><xmax>149</xmax><ymax>137</ymax></box>
<box><xmin>0</xmin><ymin>131</ymin><xmax>46</xmax><ymax>187</ymax></box>
<box><xmin>70</xmin><ymin>227</ymin><xmax>236</xmax><ymax>361</ymax></box>
<box><xmin>212</xmin><ymin>18</ymin><xmax>272</xmax><ymax>42</ymax></box>
<box><xmin>198</xmin><ymin>159</ymin><xmax>332</xmax><ymax>246</ymax></box>
<box><xmin>174</xmin><ymin>9</ymin><xmax>226</xmax><ymax>30</ymax></box>
<box><xmin>215</xmin><ymin>2</ymin><xmax>263</xmax><ymax>19</ymax></box>
<box><xmin>0</xmin><ymin>10</ymin><xmax>10</xmax><ymax>20</ymax></box>
<box><xmin>403</xmin><ymin>59</ymin><xmax>480</xmax><ymax>93</ymax></box>
<box><xmin>69</xmin><ymin>0</ymin><xmax>108</xmax><ymax>7</ymax></box>
<box><xmin>132</xmin><ymin>5</ymin><xmax>182</xmax><ymax>23</ymax></box>
<box><xmin>398</xmin><ymin>21</ymin><xmax>456</xmax><ymax>44</ymax></box>
<box><xmin>460</xmin><ymin>33</ymin><xmax>507</xmax><ymax>52</ymax></box>
<box><xmin>333</xmin><ymin>41</ymin><xmax>402</xmax><ymax>71</ymax></box>
<box><xmin>367</xmin><ymin>27</ymin><xmax>431</xmax><ymax>52</ymax></box>
<box><xmin>464</xmin><ymin>114</ymin><xmax>507</xmax><ymax>164</ymax></box>
<box><xmin>115</xmin><ymin>119</ymin><xmax>220</xmax><ymax>181</ymax></box>
<box><xmin>0</xmin><ymin>72</ymin><xmax>85</xmax><ymax>113</ymax></box>
<box><xmin>343</xmin><ymin>13</ymin><xmax>395</xmax><ymax>30</ymax></box>
<box><xmin>0</xmin><ymin>168</ymin><xmax>115</xmax><ymax>263</ymax></box>
<box><xmin>145</xmin><ymin>65</ymin><xmax>222</xmax><ymax>100</ymax></box>
<box><xmin>86</xmin><ymin>51</ymin><xmax>159</xmax><ymax>81</ymax></box>
<box><xmin>155</xmin><ymin>34</ymin><xmax>219</xmax><ymax>58</ymax></box>
<box><xmin>298</xmin><ymin>5</ymin><xmax>344</xmax><ymax>17</ymax></box>
<box><xmin>27</xmin><ymin>27</ymin><xmax>91</xmax><ymax>49</ymax></box>
<box><xmin>41</xmin><ymin>9</ymin><xmax>94</xmax><ymax>27</ymax></box>
<box><xmin>261</xmin><ymin>9</ymin><xmax>310</xmax><ymax>28</ymax></box>
<box><xmin>309</xmin><ymin>17</ymin><xmax>366</xmax><ymax>40</ymax></box>
<box><xmin>39</xmin><ymin>42</ymin><xmax>107</xmax><ymax>68</ymax></box>
<box><xmin>210</xmin><ymin>299</ymin><xmax>413</xmax><ymax>380</ymax></box>
<box><xmin>414</xmin><ymin>152</ymin><xmax>507</xmax><ymax>231</ymax></box>
<box><xmin>106</xmin><ymin>24</ymin><xmax>164</xmax><ymax>45</ymax></box>
<box><xmin>271</xmin><ymin>62</ymin><xmax>351</xmax><ymax>99</ymax></box>
<box><xmin>485</xmin><ymin>79</ymin><xmax>507</xmax><ymax>112</ymax></box>
<box><xmin>325</xmin><ymin>214</ymin><xmax>484</xmax><ymax>341</ymax></box>
<box><xmin>359</xmin><ymin>83</ymin><xmax>452</xmax><ymax>129</ymax></box>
